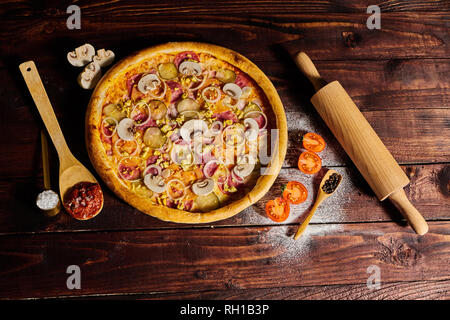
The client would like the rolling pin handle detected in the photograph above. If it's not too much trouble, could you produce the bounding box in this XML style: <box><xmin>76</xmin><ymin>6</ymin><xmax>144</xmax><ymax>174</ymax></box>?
<box><xmin>294</xmin><ymin>52</ymin><xmax>328</xmax><ymax>92</ymax></box>
<box><xmin>388</xmin><ymin>189</ymin><xmax>429</xmax><ymax>235</ymax></box>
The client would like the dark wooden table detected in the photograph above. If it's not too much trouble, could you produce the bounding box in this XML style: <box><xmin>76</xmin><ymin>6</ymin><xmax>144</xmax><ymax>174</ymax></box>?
<box><xmin>0</xmin><ymin>0</ymin><xmax>449</xmax><ymax>300</ymax></box>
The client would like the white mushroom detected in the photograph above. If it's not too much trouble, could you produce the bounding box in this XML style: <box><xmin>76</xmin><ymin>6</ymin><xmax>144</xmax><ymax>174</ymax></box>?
<box><xmin>223</xmin><ymin>83</ymin><xmax>242</xmax><ymax>100</ymax></box>
<box><xmin>144</xmin><ymin>174</ymin><xmax>166</xmax><ymax>193</ymax></box>
<box><xmin>178</xmin><ymin>61</ymin><xmax>202</xmax><ymax>76</ymax></box>
<box><xmin>67</xmin><ymin>43</ymin><xmax>95</xmax><ymax>67</ymax></box>
<box><xmin>233</xmin><ymin>163</ymin><xmax>255</xmax><ymax>178</ymax></box>
<box><xmin>137</xmin><ymin>73</ymin><xmax>161</xmax><ymax>93</ymax></box>
<box><xmin>192</xmin><ymin>179</ymin><xmax>215</xmax><ymax>196</ymax></box>
<box><xmin>179</xmin><ymin>119</ymin><xmax>208</xmax><ymax>142</ymax></box>
<box><xmin>93</xmin><ymin>48</ymin><xmax>115</xmax><ymax>67</ymax></box>
<box><xmin>244</xmin><ymin>117</ymin><xmax>259</xmax><ymax>141</ymax></box>
<box><xmin>233</xmin><ymin>155</ymin><xmax>256</xmax><ymax>178</ymax></box>
<box><xmin>77</xmin><ymin>61</ymin><xmax>102</xmax><ymax>89</ymax></box>
<box><xmin>117</xmin><ymin>118</ymin><xmax>135</xmax><ymax>141</ymax></box>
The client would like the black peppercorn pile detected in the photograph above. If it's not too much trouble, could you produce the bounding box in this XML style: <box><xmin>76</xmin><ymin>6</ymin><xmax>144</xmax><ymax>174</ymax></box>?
<box><xmin>322</xmin><ymin>173</ymin><xmax>341</xmax><ymax>194</ymax></box>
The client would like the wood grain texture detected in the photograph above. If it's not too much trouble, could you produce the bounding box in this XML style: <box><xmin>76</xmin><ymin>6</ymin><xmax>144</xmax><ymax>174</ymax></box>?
<box><xmin>100</xmin><ymin>279</ymin><xmax>450</xmax><ymax>300</ymax></box>
<box><xmin>0</xmin><ymin>220</ymin><xmax>448</xmax><ymax>299</ymax></box>
<box><xmin>279</xmin><ymin>59</ymin><xmax>450</xmax><ymax>113</ymax></box>
<box><xmin>0</xmin><ymin>12</ymin><xmax>449</xmax><ymax>67</ymax></box>
<box><xmin>1</xmin><ymin>0</ymin><xmax>449</xmax><ymax>19</ymax></box>
<box><xmin>0</xmin><ymin>0</ymin><xmax>448</xmax><ymax>300</ymax></box>
<box><xmin>0</xmin><ymin>164</ymin><xmax>448</xmax><ymax>234</ymax></box>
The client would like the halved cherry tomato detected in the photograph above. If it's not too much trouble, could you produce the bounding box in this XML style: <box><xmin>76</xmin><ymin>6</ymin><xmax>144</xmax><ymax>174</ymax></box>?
<box><xmin>302</xmin><ymin>132</ymin><xmax>326</xmax><ymax>153</ymax></box>
<box><xmin>265</xmin><ymin>197</ymin><xmax>290</xmax><ymax>222</ymax></box>
<box><xmin>282</xmin><ymin>181</ymin><xmax>308</xmax><ymax>204</ymax></box>
<box><xmin>298</xmin><ymin>151</ymin><xmax>322</xmax><ymax>174</ymax></box>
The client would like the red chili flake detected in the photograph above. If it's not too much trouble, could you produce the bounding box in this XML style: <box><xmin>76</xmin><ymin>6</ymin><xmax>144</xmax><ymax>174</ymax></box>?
<box><xmin>63</xmin><ymin>182</ymin><xmax>103</xmax><ymax>220</ymax></box>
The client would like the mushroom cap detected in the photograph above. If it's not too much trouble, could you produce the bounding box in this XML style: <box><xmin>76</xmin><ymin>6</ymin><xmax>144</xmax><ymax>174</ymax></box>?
<box><xmin>93</xmin><ymin>48</ymin><xmax>115</xmax><ymax>67</ymax></box>
<box><xmin>77</xmin><ymin>61</ymin><xmax>102</xmax><ymax>89</ymax></box>
<box><xmin>67</xmin><ymin>43</ymin><xmax>95</xmax><ymax>67</ymax></box>
<box><xmin>223</xmin><ymin>83</ymin><xmax>242</xmax><ymax>100</ymax></box>
<box><xmin>180</xmin><ymin>119</ymin><xmax>208</xmax><ymax>142</ymax></box>
<box><xmin>137</xmin><ymin>73</ymin><xmax>161</xmax><ymax>93</ymax></box>
<box><xmin>233</xmin><ymin>154</ymin><xmax>256</xmax><ymax>178</ymax></box>
<box><xmin>192</xmin><ymin>178</ymin><xmax>215</xmax><ymax>196</ymax></box>
<box><xmin>178</xmin><ymin>60</ymin><xmax>202</xmax><ymax>76</ymax></box>
<box><xmin>117</xmin><ymin>118</ymin><xmax>135</xmax><ymax>141</ymax></box>
<box><xmin>144</xmin><ymin>174</ymin><xmax>166</xmax><ymax>193</ymax></box>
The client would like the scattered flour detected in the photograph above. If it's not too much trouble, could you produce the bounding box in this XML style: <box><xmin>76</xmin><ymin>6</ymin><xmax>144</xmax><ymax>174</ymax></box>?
<box><xmin>265</xmin><ymin>223</ymin><xmax>344</xmax><ymax>262</ymax></box>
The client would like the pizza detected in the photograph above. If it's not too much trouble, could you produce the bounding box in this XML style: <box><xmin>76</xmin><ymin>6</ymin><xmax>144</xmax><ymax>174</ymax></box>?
<box><xmin>86</xmin><ymin>42</ymin><xmax>287</xmax><ymax>223</ymax></box>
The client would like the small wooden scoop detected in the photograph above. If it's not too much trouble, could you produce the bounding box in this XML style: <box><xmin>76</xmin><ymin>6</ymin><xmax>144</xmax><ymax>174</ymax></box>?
<box><xmin>19</xmin><ymin>61</ymin><xmax>103</xmax><ymax>216</ymax></box>
<box><xmin>294</xmin><ymin>169</ymin><xmax>342</xmax><ymax>240</ymax></box>
<box><xmin>38</xmin><ymin>130</ymin><xmax>61</xmax><ymax>216</ymax></box>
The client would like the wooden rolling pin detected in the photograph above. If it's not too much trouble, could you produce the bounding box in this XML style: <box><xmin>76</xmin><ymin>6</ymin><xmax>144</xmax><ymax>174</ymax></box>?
<box><xmin>295</xmin><ymin>52</ymin><xmax>428</xmax><ymax>235</ymax></box>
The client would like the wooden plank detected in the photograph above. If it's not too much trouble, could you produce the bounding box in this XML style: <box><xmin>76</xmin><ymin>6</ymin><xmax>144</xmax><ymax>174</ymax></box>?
<box><xmin>0</xmin><ymin>13</ymin><xmax>449</xmax><ymax>66</ymax></box>
<box><xmin>283</xmin><ymin>108</ymin><xmax>450</xmax><ymax>167</ymax></box>
<box><xmin>101</xmin><ymin>279</ymin><xmax>450</xmax><ymax>300</ymax></box>
<box><xmin>0</xmin><ymin>163</ymin><xmax>448</xmax><ymax>234</ymax></box>
<box><xmin>1</xmin><ymin>103</ymin><xmax>448</xmax><ymax>179</ymax></box>
<box><xmin>276</xmin><ymin>59</ymin><xmax>450</xmax><ymax>113</ymax></box>
<box><xmin>1</xmin><ymin>1</ymin><xmax>449</xmax><ymax>20</ymax></box>
<box><xmin>0</xmin><ymin>220</ymin><xmax>448</xmax><ymax>299</ymax></box>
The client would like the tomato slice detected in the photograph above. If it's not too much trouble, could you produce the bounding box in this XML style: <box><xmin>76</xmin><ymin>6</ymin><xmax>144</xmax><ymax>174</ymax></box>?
<box><xmin>265</xmin><ymin>197</ymin><xmax>290</xmax><ymax>222</ymax></box>
<box><xmin>282</xmin><ymin>181</ymin><xmax>308</xmax><ymax>204</ymax></box>
<box><xmin>298</xmin><ymin>151</ymin><xmax>322</xmax><ymax>174</ymax></box>
<box><xmin>302</xmin><ymin>132</ymin><xmax>326</xmax><ymax>153</ymax></box>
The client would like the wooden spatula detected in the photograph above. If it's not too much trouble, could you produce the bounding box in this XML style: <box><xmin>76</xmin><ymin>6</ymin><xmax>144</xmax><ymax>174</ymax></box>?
<box><xmin>19</xmin><ymin>61</ymin><xmax>103</xmax><ymax>215</ymax></box>
<box><xmin>294</xmin><ymin>52</ymin><xmax>428</xmax><ymax>235</ymax></box>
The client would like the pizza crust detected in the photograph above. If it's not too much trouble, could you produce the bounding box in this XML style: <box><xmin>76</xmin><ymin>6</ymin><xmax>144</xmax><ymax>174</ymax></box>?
<box><xmin>86</xmin><ymin>42</ymin><xmax>287</xmax><ymax>223</ymax></box>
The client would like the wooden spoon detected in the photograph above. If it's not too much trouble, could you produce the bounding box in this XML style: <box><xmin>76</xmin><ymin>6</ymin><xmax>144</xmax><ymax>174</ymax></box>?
<box><xmin>294</xmin><ymin>169</ymin><xmax>342</xmax><ymax>240</ymax></box>
<box><xmin>19</xmin><ymin>61</ymin><xmax>103</xmax><ymax>216</ymax></box>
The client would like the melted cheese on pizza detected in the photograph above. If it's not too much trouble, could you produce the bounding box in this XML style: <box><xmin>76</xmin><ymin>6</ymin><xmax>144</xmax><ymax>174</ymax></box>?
<box><xmin>99</xmin><ymin>51</ymin><xmax>272</xmax><ymax>212</ymax></box>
